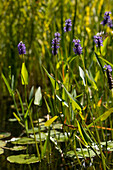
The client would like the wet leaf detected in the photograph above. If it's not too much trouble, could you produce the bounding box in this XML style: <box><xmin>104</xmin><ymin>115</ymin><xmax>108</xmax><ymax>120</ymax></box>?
<box><xmin>52</xmin><ymin>123</ymin><xmax>63</xmax><ymax>130</ymax></box>
<box><xmin>7</xmin><ymin>154</ymin><xmax>39</xmax><ymax>164</ymax></box>
<box><xmin>0</xmin><ymin>148</ymin><xmax>4</xmax><ymax>155</ymax></box>
<box><xmin>67</xmin><ymin>148</ymin><xmax>100</xmax><ymax>158</ymax></box>
<box><xmin>11</xmin><ymin>137</ymin><xmax>36</xmax><ymax>145</ymax></box>
<box><xmin>0</xmin><ymin>140</ymin><xmax>6</xmax><ymax>147</ymax></box>
<box><xmin>30</xmin><ymin>133</ymin><xmax>47</xmax><ymax>141</ymax></box>
<box><xmin>0</xmin><ymin>132</ymin><xmax>11</xmax><ymax>139</ymax></box>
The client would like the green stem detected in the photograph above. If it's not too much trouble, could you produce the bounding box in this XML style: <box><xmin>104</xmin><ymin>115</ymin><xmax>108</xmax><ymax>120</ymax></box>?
<box><xmin>29</xmin><ymin>109</ymin><xmax>41</xmax><ymax>161</ymax></box>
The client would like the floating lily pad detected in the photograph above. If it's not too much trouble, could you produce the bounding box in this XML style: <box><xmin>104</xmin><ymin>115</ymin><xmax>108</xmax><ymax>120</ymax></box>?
<box><xmin>25</xmin><ymin>126</ymin><xmax>46</xmax><ymax>134</ymax></box>
<box><xmin>52</xmin><ymin>123</ymin><xmax>63</xmax><ymax>130</ymax></box>
<box><xmin>11</xmin><ymin>137</ymin><xmax>36</xmax><ymax>145</ymax></box>
<box><xmin>7</xmin><ymin>154</ymin><xmax>39</xmax><ymax>164</ymax></box>
<box><xmin>49</xmin><ymin>130</ymin><xmax>60</xmax><ymax>136</ymax></box>
<box><xmin>67</xmin><ymin>148</ymin><xmax>100</xmax><ymax>158</ymax></box>
<box><xmin>0</xmin><ymin>148</ymin><xmax>4</xmax><ymax>155</ymax></box>
<box><xmin>52</xmin><ymin>133</ymin><xmax>68</xmax><ymax>142</ymax></box>
<box><xmin>0</xmin><ymin>140</ymin><xmax>6</xmax><ymax>147</ymax></box>
<box><xmin>30</xmin><ymin>132</ymin><xmax>46</xmax><ymax>141</ymax></box>
<box><xmin>8</xmin><ymin>118</ymin><xmax>17</xmax><ymax>122</ymax></box>
<box><xmin>10</xmin><ymin>146</ymin><xmax>26</xmax><ymax>151</ymax></box>
<box><xmin>0</xmin><ymin>132</ymin><xmax>11</xmax><ymax>139</ymax></box>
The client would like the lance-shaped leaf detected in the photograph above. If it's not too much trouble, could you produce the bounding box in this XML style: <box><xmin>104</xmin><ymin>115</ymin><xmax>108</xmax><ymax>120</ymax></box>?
<box><xmin>34</xmin><ymin>87</ymin><xmax>42</xmax><ymax>106</ymax></box>
<box><xmin>63</xmin><ymin>85</ymin><xmax>82</xmax><ymax>112</ymax></box>
<box><xmin>101</xmin><ymin>37</ymin><xmax>109</xmax><ymax>56</ymax></box>
<box><xmin>2</xmin><ymin>73</ymin><xmax>13</xmax><ymax>95</ymax></box>
<box><xmin>21</xmin><ymin>62</ymin><xmax>28</xmax><ymax>85</ymax></box>
<box><xmin>79</xmin><ymin>66</ymin><xmax>86</xmax><ymax>86</ymax></box>
<box><xmin>77</xmin><ymin>121</ymin><xmax>92</xmax><ymax>145</ymax></box>
<box><xmin>101</xmin><ymin>108</ymin><xmax>113</xmax><ymax>121</ymax></box>
<box><xmin>43</xmin><ymin>66</ymin><xmax>59</xmax><ymax>90</ymax></box>
<box><xmin>45</xmin><ymin>116</ymin><xmax>58</xmax><ymax>126</ymax></box>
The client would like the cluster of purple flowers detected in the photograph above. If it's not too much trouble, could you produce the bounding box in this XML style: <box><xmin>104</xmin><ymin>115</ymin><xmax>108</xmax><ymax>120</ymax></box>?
<box><xmin>64</xmin><ymin>19</ymin><xmax>72</xmax><ymax>32</ymax></box>
<box><xmin>73</xmin><ymin>39</ymin><xmax>82</xmax><ymax>55</ymax></box>
<box><xmin>93</xmin><ymin>35</ymin><xmax>103</xmax><ymax>48</ymax></box>
<box><xmin>51</xmin><ymin>32</ymin><xmax>61</xmax><ymax>56</ymax></box>
<box><xmin>103</xmin><ymin>65</ymin><xmax>112</xmax><ymax>72</ymax></box>
<box><xmin>18</xmin><ymin>41</ymin><xmax>26</xmax><ymax>55</ymax></box>
<box><xmin>101</xmin><ymin>11</ymin><xmax>113</xmax><ymax>28</ymax></box>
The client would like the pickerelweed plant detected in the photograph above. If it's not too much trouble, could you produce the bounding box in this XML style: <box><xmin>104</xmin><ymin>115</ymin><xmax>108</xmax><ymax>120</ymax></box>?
<box><xmin>42</xmin><ymin>14</ymin><xmax>113</xmax><ymax>169</ymax></box>
<box><xmin>2</xmin><ymin>10</ymin><xmax>113</xmax><ymax>168</ymax></box>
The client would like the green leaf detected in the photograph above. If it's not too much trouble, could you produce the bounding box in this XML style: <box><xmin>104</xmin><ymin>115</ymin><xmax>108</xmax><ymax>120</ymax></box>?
<box><xmin>0</xmin><ymin>148</ymin><xmax>4</xmax><ymax>155</ymax></box>
<box><xmin>86</xmin><ymin>70</ymin><xmax>98</xmax><ymax>90</ymax></box>
<box><xmin>0</xmin><ymin>132</ymin><xmax>11</xmax><ymax>139</ymax></box>
<box><xmin>87</xmin><ymin>108</ymin><xmax>113</xmax><ymax>128</ymax></box>
<box><xmin>29</xmin><ymin>86</ymin><xmax>34</xmax><ymax>102</ymax></box>
<box><xmin>7</xmin><ymin>154</ymin><xmax>39</xmax><ymax>164</ymax></box>
<box><xmin>11</xmin><ymin>137</ymin><xmax>36</xmax><ymax>145</ymax></box>
<box><xmin>101</xmin><ymin>37</ymin><xmax>109</xmax><ymax>56</ymax></box>
<box><xmin>56</xmin><ymin>94</ymin><xmax>69</xmax><ymax>107</ymax></box>
<box><xmin>101</xmin><ymin>108</ymin><xmax>113</xmax><ymax>121</ymax></box>
<box><xmin>34</xmin><ymin>87</ymin><xmax>42</xmax><ymax>106</ymax></box>
<box><xmin>79</xmin><ymin>66</ymin><xmax>86</xmax><ymax>86</ymax></box>
<box><xmin>43</xmin><ymin>66</ymin><xmax>59</xmax><ymax>90</ymax></box>
<box><xmin>2</xmin><ymin>73</ymin><xmax>12</xmax><ymax>95</ymax></box>
<box><xmin>94</xmin><ymin>53</ymin><xmax>105</xmax><ymax>73</ymax></box>
<box><xmin>21</xmin><ymin>62</ymin><xmax>28</xmax><ymax>85</ymax></box>
<box><xmin>30</xmin><ymin>132</ymin><xmax>47</xmax><ymax>141</ymax></box>
<box><xmin>45</xmin><ymin>116</ymin><xmax>58</xmax><ymax>126</ymax></box>
<box><xmin>98</xmin><ymin>56</ymin><xmax>113</xmax><ymax>68</ymax></box>
<box><xmin>77</xmin><ymin>121</ymin><xmax>92</xmax><ymax>145</ymax></box>
<box><xmin>0</xmin><ymin>140</ymin><xmax>6</xmax><ymax>147</ymax></box>
<box><xmin>44</xmin><ymin>97</ymin><xmax>51</xmax><ymax>113</ymax></box>
<box><xmin>63</xmin><ymin>85</ymin><xmax>82</xmax><ymax>112</ymax></box>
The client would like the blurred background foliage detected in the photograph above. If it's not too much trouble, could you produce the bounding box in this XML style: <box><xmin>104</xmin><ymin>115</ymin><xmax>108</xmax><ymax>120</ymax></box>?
<box><xmin>0</xmin><ymin>0</ymin><xmax>113</xmax><ymax>98</ymax></box>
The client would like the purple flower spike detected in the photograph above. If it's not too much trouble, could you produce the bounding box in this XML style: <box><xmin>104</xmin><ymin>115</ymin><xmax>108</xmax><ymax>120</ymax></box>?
<box><xmin>64</xmin><ymin>19</ymin><xmax>72</xmax><ymax>32</ymax></box>
<box><xmin>94</xmin><ymin>35</ymin><xmax>103</xmax><ymax>48</ymax></box>
<box><xmin>103</xmin><ymin>65</ymin><xmax>112</xmax><ymax>72</ymax></box>
<box><xmin>101</xmin><ymin>11</ymin><xmax>113</xmax><ymax>28</ymax></box>
<box><xmin>51</xmin><ymin>38</ymin><xmax>60</xmax><ymax>56</ymax></box>
<box><xmin>54</xmin><ymin>32</ymin><xmax>61</xmax><ymax>42</ymax></box>
<box><xmin>73</xmin><ymin>39</ymin><xmax>82</xmax><ymax>55</ymax></box>
<box><xmin>18</xmin><ymin>41</ymin><xmax>26</xmax><ymax>55</ymax></box>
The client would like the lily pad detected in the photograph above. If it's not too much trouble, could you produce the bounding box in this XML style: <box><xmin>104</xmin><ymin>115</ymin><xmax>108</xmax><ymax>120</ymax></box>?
<box><xmin>0</xmin><ymin>148</ymin><xmax>4</xmax><ymax>155</ymax></box>
<box><xmin>52</xmin><ymin>133</ymin><xmax>68</xmax><ymax>142</ymax></box>
<box><xmin>30</xmin><ymin>132</ymin><xmax>46</xmax><ymax>141</ymax></box>
<box><xmin>11</xmin><ymin>137</ymin><xmax>36</xmax><ymax>145</ymax></box>
<box><xmin>67</xmin><ymin>148</ymin><xmax>100</xmax><ymax>158</ymax></box>
<box><xmin>7</xmin><ymin>154</ymin><xmax>39</xmax><ymax>164</ymax></box>
<box><xmin>0</xmin><ymin>132</ymin><xmax>11</xmax><ymax>139</ymax></box>
<box><xmin>9</xmin><ymin>146</ymin><xmax>26</xmax><ymax>151</ymax></box>
<box><xmin>52</xmin><ymin>123</ymin><xmax>63</xmax><ymax>130</ymax></box>
<box><xmin>25</xmin><ymin>126</ymin><xmax>46</xmax><ymax>134</ymax></box>
<box><xmin>0</xmin><ymin>140</ymin><xmax>6</xmax><ymax>147</ymax></box>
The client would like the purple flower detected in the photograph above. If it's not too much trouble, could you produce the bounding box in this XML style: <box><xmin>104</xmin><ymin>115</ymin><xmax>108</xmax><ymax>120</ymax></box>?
<box><xmin>103</xmin><ymin>65</ymin><xmax>112</xmax><ymax>72</ymax></box>
<box><xmin>101</xmin><ymin>11</ymin><xmax>113</xmax><ymax>28</ymax></box>
<box><xmin>54</xmin><ymin>32</ymin><xmax>61</xmax><ymax>42</ymax></box>
<box><xmin>64</xmin><ymin>19</ymin><xmax>72</xmax><ymax>32</ymax></box>
<box><xmin>18</xmin><ymin>41</ymin><xmax>26</xmax><ymax>55</ymax></box>
<box><xmin>94</xmin><ymin>35</ymin><xmax>103</xmax><ymax>47</ymax></box>
<box><xmin>51</xmin><ymin>38</ymin><xmax>60</xmax><ymax>55</ymax></box>
<box><xmin>73</xmin><ymin>39</ymin><xmax>82</xmax><ymax>55</ymax></box>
